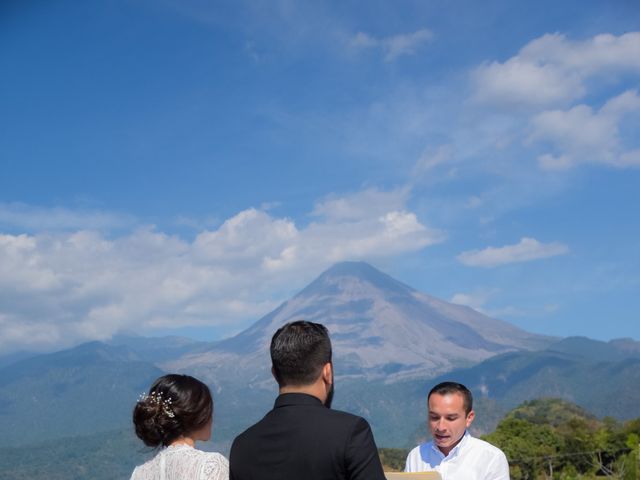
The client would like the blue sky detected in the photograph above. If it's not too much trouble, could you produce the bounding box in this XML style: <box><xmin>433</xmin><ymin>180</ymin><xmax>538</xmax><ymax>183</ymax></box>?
<box><xmin>1</xmin><ymin>0</ymin><xmax>639</xmax><ymax>353</ymax></box>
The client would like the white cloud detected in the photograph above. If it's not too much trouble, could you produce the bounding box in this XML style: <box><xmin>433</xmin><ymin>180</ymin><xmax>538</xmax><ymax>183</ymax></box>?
<box><xmin>529</xmin><ymin>90</ymin><xmax>640</xmax><ymax>169</ymax></box>
<box><xmin>466</xmin><ymin>196</ymin><xmax>483</xmax><ymax>209</ymax></box>
<box><xmin>350</xmin><ymin>32</ymin><xmax>377</xmax><ymax>49</ymax></box>
<box><xmin>617</xmin><ymin>150</ymin><xmax>640</xmax><ymax>167</ymax></box>
<box><xmin>311</xmin><ymin>187</ymin><xmax>409</xmax><ymax>220</ymax></box>
<box><xmin>473</xmin><ymin>32</ymin><xmax>640</xmax><ymax>108</ymax></box>
<box><xmin>474</xmin><ymin>57</ymin><xmax>584</xmax><ymax>108</ymax></box>
<box><xmin>384</xmin><ymin>29</ymin><xmax>433</xmax><ymax>62</ymax></box>
<box><xmin>520</xmin><ymin>32</ymin><xmax>640</xmax><ymax>75</ymax></box>
<box><xmin>0</xmin><ymin>193</ymin><xmax>443</xmax><ymax>353</ymax></box>
<box><xmin>450</xmin><ymin>289</ymin><xmax>497</xmax><ymax>312</ymax></box>
<box><xmin>0</xmin><ymin>203</ymin><xmax>135</xmax><ymax>231</ymax></box>
<box><xmin>457</xmin><ymin>237</ymin><xmax>569</xmax><ymax>267</ymax></box>
<box><xmin>304</xmin><ymin>209</ymin><xmax>442</xmax><ymax>263</ymax></box>
<box><xmin>411</xmin><ymin>145</ymin><xmax>454</xmax><ymax>178</ymax></box>
<box><xmin>451</xmin><ymin>290</ymin><xmax>554</xmax><ymax>319</ymax></box>
<box><xmin>350</xmin><ymin>28</ymin><xmax>433</xmax><ymax>62</ymax></box>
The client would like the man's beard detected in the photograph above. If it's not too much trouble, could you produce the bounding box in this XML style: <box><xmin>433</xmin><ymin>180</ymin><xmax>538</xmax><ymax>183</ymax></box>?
<box><xmin>324</xmin><ymin>379</ymin><xmax>335</xmax><ymax>408</ymax></box>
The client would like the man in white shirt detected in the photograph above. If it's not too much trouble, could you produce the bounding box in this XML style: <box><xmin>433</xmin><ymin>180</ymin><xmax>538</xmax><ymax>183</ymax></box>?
<box><xmin>405</xmin><ymin>381</ymin><xmax>509</xmax><ymax>480</ymax></box>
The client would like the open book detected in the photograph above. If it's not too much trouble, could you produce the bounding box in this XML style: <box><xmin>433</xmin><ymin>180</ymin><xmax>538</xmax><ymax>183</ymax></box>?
<box><xmin>385</xmin><ymin>473</ymin><xmax>442</xmax><ymax>480</ymax></box>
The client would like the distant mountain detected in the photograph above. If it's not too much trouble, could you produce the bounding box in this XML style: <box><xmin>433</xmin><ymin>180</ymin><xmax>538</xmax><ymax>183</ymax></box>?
<box><xmin>0</xmin><ymin>350</ymin><xmax>35</xmax><ymax>369</ymax></box>
<box><xmin>0</xmin><ymin>342</ymin><xmax>163</xmax><ymax>447</ymax></box>
<box><xmin>427</xmin><ymin>336</ymin><xmax>640</xmax><ymax>421</ymax></box>
<box><xmin>2</xmin><ymin>262</ymin><xmax>638</xmax><ymax>453</ymax></box>
<box><xmin>0</xmin><ymin>428</ymin><xmax>143</xmax><ymax>480</ymax></box>
<box><xmin>167</xmin><ymin>261</ymin><xmax>553</xmax><ymax>387</ymax></box>
<box><xmin>107</xmin><ymin>333</ymin><xmax>211</xmax><ymax>363</ymax></box>
<box><xmin>545</xmin><ymin>336</ymin><xmax>640</xmax><ymax>362</ymax></box>
<box><xmin>157</xmin><ymin>261</ymin><xmax>556</xmax><ymax>447</ymax></box>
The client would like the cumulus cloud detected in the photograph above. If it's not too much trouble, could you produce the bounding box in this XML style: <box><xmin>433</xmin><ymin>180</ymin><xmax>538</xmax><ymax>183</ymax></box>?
<box><xmin>0</xmin><ymin>193</ymin><xmax>443</xmax><ymax>353</ymax></box>
<box><xmin>470</xmin><ymin>32</ymin><xmax>640</xmax><ymax>172</ymax></box>
<box><xmin>350</xmin><ymin>28</ymin><xmax>433</xmax><ymax>62</ymax></box>
<box><xmin>529</xmin><ymin>90</ymin><xmax>640</xmax><ymax>169</ymax></box>
<box><xmin>474</xmin><ymin>57</ymin><xmax>584</xmax><ymax>108</ymax></box>
<box><xmin>473</xmin><ymin>32</ymin><xmax>640</xmax><ymax>108</ymax></box>
<box><xmin>457</xmin><ymin>237</ymin><xmax>569</xmax><ymax>267</ymax></box>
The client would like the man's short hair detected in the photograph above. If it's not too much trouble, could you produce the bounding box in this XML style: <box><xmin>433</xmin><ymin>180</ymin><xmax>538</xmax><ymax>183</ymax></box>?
<box><xmin>428</xmin><ymin>381</ymin><xmax>473</xmax><ymax>415</ymax></box>
<box><xmin>270</xmin><ymin>320</ymin><xmax>332</xmax><ymax>387</ymax></box>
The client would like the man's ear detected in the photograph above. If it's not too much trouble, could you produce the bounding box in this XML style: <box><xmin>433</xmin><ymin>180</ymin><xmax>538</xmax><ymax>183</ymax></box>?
<box><xmin>321</xmin><ymin>362</ymin><xmax>333</xmax><ymax>385</ymax></box>
<box><xmin>271</xmin><ymin>366</ymin><xmax>278</xmax><ymax>382</ymax></box>
<box><xmin>465</xmin><ymin>410</ymin><xmax>475</xmax><ymax>428</ymax></box>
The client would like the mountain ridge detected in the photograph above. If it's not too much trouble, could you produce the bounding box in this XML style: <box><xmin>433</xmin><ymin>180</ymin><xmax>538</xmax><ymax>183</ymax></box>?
<box><xmin>167</xmin><ymin>261</ymin><xmax>554</xmax><ymax>385</ymax></box>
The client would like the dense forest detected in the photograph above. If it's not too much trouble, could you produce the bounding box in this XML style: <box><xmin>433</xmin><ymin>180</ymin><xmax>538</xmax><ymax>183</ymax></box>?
<box><xmin>485</xmin><ymin>398</ymin><xmax>640</xmax><ymax>479</ymax></box>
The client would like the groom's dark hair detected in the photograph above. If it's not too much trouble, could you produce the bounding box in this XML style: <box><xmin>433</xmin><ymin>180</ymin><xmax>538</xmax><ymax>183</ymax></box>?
<box><xmin>271</xmin><ymin>320</ymin><xmax>332</xmax><ymax>387</ymax></box>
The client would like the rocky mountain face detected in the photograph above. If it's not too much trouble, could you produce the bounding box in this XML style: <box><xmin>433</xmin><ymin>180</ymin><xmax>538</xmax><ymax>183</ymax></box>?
<box><xmin>166</xmin><ymin>261</ymin><xmax>553</xmax><ymax>388</ymax></box>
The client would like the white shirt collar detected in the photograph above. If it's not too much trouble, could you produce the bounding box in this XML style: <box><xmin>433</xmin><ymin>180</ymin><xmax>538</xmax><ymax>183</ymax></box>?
<box><xmin>431</xmin><ymin>430</ymin><xmax>470</xmax><ymax>459</ymax></box>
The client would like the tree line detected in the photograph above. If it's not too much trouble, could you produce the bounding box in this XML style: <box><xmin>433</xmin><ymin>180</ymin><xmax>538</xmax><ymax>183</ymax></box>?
<box><xmin>483</xmin><ymin>398</ymin><xmax>639</xmax><ymax>479</ymax></box>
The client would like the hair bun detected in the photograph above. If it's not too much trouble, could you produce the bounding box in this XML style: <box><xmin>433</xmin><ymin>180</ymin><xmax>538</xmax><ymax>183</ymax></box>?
<box><xmin>132</xmin><ymin>374</ymin><xmax>213</xmax><ymax>448</ymax></box>
<box><xmin>133</xmin><ymin>393</ymin><xmax>179</xmax><ymax>447</ymax></box>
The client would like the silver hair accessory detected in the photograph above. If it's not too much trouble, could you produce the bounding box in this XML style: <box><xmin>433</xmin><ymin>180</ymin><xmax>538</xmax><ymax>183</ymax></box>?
<box><xmin>138</xmin><ymin>391</ymin><xmax>176</xmax><ymax>418</ymax></box>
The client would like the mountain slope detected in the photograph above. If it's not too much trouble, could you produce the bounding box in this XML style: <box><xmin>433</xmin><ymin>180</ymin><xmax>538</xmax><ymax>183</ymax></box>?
<box><xmin>168</xmin><ymin>261</ymin><xmax>553</xmax><ymax>385</ymax></box>
<box><xmin>0</xmin><ymin>342</ymin><xmax>164</xmax><ymax>447</ymax></box>
<box><xmin>428</xmin><ymin>336</ymin><xmax>640</xmax><ymax>420</ymax></box>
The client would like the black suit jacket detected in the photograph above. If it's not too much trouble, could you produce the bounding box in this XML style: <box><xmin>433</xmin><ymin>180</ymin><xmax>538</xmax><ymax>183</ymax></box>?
<box><xmin>229</xmin><ymin>393</ymin><xmax>386</xmax><ymax>480</ymax></box>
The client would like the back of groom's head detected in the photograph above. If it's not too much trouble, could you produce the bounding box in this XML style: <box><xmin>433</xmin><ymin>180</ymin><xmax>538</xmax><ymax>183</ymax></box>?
<box><xmin>270</xmin><ymin>320</ymin><xmax>332</xmax><ymax>387</ymax></box>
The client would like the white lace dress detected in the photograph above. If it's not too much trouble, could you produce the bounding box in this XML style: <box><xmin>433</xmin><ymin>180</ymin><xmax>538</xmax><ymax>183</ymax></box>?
<box><xmin>130</xmin><ymin>444</ymin><xmax>229</xmax><ymax>480</ymax></box>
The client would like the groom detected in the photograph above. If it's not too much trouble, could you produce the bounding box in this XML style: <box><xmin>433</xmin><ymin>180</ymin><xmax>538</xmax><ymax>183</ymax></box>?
<box><xmin>229</xmin><ymin>320</ymin><xmax>386</xmax><ymax>480</ymax></box>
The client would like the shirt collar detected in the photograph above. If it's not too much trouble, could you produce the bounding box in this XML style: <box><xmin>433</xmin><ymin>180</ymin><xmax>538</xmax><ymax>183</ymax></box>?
<box><xmin>274</xmin><ymin>392</ymin><xmax>325</xmax><ymax>409</ymax></box>
<box><xmin>431</xmin><ymin>430</ymin><xmax>470</xmax><ymax>459</ymax></box>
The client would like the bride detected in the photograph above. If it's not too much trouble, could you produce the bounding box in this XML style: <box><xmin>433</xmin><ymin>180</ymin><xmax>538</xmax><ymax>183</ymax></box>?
<box><xmin>130</xmin><ymin>374</ymin><xmax>229</xmax><ymax>480</ymax></box>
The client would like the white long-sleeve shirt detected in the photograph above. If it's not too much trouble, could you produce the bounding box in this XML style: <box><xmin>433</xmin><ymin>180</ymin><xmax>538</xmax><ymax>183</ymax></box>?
<box><xmin>405</xmin><ymin>431</ymin><xmax>509</xmax><ymax>480</ymax></box>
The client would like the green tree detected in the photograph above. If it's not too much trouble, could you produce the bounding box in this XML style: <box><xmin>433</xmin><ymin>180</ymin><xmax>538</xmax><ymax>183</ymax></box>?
<box><xmin>619</xmin><ymin>433</ymin><xmax>639</xmax><ymax>480</ymax></box>
<box><xmin>484</xmin><ymin>417</ymin><xmax>563</xmax><ymax>479</ymax></box>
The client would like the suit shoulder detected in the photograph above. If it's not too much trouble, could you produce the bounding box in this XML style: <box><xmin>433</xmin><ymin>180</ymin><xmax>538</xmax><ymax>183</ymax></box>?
<box><xmin>325</xmin><ymin>407</ymin><xmax>368</xmax><ymax>421</ymax></box>
<box><xmin>230</xmin><ymin>416</ymin><xmax>268</xmax><ymax>450</ymax></box>
<box><xmin>322</xmin><ymin>408</ymin><xmax>372</xmax><ymax>428</ymax></box>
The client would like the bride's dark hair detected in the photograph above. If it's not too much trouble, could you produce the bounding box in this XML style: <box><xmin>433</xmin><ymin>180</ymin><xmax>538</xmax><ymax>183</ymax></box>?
<box><xmin>133</xmin><ymin>374</ymin><xmax>213</xmax><ymax>447</ymax></box>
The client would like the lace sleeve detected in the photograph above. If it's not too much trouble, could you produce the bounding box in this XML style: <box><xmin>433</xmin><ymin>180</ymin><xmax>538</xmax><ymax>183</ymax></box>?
<box><xmin>201</xmin><ymin>453</ymin><xmax>229</xmax><ymax>480</ymax></box>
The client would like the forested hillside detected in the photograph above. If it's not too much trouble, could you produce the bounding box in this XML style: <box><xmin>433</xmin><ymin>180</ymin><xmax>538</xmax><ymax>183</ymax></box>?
<box><xmin>484</xmin><ymin>398</ymin><xmax>640</xmax><ymax>479</ymax></box>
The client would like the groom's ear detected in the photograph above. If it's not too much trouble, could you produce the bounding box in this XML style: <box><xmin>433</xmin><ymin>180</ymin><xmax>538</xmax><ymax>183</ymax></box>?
<box><xmin>321</xmin><ymin>362</ymin><xmax>332</xmax><ymax>385</ymax></box>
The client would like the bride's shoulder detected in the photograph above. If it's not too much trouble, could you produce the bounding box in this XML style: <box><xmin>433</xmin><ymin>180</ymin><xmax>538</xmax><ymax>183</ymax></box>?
<box><xmin>129</xmin><ymin>454</ymin><xmax>159</xmax><ymax>480</ymax></box>
<box><xmin>200</xmin><ymin>451</ymin><xmax>229</xmax><ymax>479</ymax></box>
<box><xmin>201</xmin><ymin>450</ymin><xmax>228</xmax><ymax>467</ymax></box>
